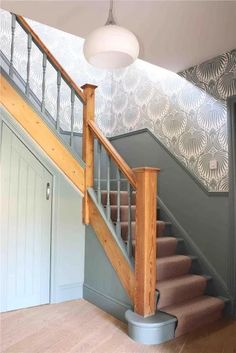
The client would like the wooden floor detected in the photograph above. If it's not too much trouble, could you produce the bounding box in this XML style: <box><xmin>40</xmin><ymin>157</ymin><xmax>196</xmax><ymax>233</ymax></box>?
<box><xmin>1</xmin><ymin>300</ymin><xmax>235</xmax><ymax>353</ymax></box>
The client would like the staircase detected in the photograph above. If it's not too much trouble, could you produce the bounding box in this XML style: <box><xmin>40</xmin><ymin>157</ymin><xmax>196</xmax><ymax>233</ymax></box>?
<box><xmin>101</xmin><ymin>189</ymin><xmax>225</xmax><ymax>337</ymax></box>
<box><xmin>0</xmin><ymin>11</ymin><xmax>227</xmax><ymax>344</ymax></box>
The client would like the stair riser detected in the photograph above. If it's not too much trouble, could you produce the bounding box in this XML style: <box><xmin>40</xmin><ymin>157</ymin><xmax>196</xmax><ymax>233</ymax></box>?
<box><xmin>157</xmin><ymin>240</ymin><xmax>177</xmax><ymax>258</ymax></box>
<box><xmin>157</xmin><ymin>278</ymin><xmax>207</xmax><ymax>309</ymax></box>
<box><xmin>163</xmin><ymin>223</ymin><xmax>172</xmax><ymax>236</ymax></box>
<box><xmin>176</xmin><ymin>240</ymin><xmax>186</xmax><ymax>255</ymax></box>
<box><xmin>120</xmin><ymin>222</ymin><xmax>172</xmax><ymax>240</ymax></box>
<box><xmin>132</xmin><ymin>239</ymin><xmax>177</xmax><ymax>258</ymax></box>
<box><xmin>157</xmin><ymin>257</ymin><xmax>192</xmax><ymax>281</ymax></box>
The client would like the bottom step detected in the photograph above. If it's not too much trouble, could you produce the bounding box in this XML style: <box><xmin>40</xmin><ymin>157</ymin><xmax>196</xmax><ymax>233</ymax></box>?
<box><xmin>163</xmin><ymin>295</ymin><xmax>225</xmax><ymax>337</ymax></box>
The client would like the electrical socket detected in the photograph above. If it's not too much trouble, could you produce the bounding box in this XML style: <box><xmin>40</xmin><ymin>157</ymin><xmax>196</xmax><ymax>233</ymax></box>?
<box><xmin>209</xmin><ymin>159</ymin><xmax>218</xmax><ymax>170</ymax></box>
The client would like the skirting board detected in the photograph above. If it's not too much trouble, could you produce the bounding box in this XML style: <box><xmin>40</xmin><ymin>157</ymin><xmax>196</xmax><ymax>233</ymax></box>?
<box><xmin>51</xmin><ymin>282</ymin><xmax>83</xmax><ymax>304</ymax></box>
<box><xmin>83</xmin><ymin>284</ymin><xmax>132</xmax><ymax>322</ymax></box>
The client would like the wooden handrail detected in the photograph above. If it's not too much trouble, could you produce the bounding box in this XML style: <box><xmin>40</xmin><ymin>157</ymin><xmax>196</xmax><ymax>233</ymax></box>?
<box><xmin>88</xmin><ymin>120</ymin><xmax>137</xmax><ymax>189</ymax></box>
<box><xmin>16</xmin><ymin>15</ymin><xmax>86</xmax><ymax>104</ymax></box>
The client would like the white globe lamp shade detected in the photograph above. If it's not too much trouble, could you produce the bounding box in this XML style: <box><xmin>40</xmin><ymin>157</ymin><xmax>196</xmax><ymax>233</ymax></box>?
<box><xmin>83</xmin><ymin>24</ymin><xmax>139</xmax><ymax>69</ymax></box>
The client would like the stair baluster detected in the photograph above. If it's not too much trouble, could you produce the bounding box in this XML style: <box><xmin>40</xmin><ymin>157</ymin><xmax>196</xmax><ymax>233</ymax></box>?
<box><xmin>97</xmin><ymin>140</ymin><xmax>102</xmax><ymax>205</ymax></box>
<box><xmin>56</xmin><ymin>71</ymin><xmax>61</xmax><ymax>131</ymax></box>
<box><xmin>70</xmin><ymin>88</ymin><xmax>75</xmax><ymax>148</ymax></box>
<box><xmin>25</xmin><ymin>33</ymin><xmax>32</xmax><ymax>96</ymax></box>
<box><xmin>41</xmin><ymin>52</ymin><xmax>47</xmax><ymax>114</ymax></box>
<box><xmin>106</xmin><ymin>154</ymin><xmax>111</xmax><ymax>220</ymax></box>
<box><xmin>9</xmin><ymin>14</ymin><xmax>16</xmax><ymax>77</ymax></box>
<box><xmin>127</xmin><ymin>182</ymin><xmax>133</xmax><ymax>258</ymax></box>
<box><xmin>116</xmin><ymin>168</ymin><xmax>121</xmax><ymax>238</ymax></box>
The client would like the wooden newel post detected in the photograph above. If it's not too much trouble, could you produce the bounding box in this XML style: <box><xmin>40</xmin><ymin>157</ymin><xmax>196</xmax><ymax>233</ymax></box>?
<box><xmin>133</xmin><ymin>167</ymin><xmax>160</xmax><ymax>317</ymax></box>
<box><xmin>82</xmin><ymin>83</ymin><xmax>97</xmax><ymax>224</ymax></box>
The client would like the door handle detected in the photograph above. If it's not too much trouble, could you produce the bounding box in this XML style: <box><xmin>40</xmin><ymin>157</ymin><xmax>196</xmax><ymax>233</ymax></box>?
<box><xmin>46</xmin><ymin>182</ymin><xmax>50</xmax><ymax>200</ymax></box>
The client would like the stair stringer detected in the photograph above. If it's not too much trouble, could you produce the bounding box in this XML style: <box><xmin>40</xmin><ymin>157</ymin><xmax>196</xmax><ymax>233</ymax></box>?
<box><xmin>0</xmin><ymin>73</ymin><xmax>85</xmax><ymax>194</ymax></box>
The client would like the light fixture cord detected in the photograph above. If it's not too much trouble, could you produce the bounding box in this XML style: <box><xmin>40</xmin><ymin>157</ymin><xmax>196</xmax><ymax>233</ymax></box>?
<box><xmin>105</xmin><ymin>0</ymin><xmax>115</xmax><ymax>25</ymax></box>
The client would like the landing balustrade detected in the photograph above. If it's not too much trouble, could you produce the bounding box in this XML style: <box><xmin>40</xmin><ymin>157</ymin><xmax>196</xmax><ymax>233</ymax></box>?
<box><xmin>1</xmin><ymin>13</ymin><xmax>85</xmax><ymax>154</ymax></box>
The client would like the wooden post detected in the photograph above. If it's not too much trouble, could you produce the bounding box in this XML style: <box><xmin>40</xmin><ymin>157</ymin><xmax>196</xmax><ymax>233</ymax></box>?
<box><xmin>133</xmin><ymin>167</ymin><xmax>160</xmax><ymax>317</ymax></box>
<box><xmin>82</xmin><ymin>83</ymin><xmax>97</xmax><ymax>224</ymax></box>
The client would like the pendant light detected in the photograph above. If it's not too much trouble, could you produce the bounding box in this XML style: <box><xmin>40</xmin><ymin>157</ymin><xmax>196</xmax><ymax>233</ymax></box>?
<box><xmin>83</xmin><ymin>0</ymin><xmax>139</xmax><ymax>69</ymax></box>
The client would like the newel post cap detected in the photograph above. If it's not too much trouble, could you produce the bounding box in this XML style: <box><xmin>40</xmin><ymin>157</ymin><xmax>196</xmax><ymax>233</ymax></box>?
<box><xmin>81</xmin><ymin>83</ymin><xmax>98</xmax><ymax>90</ymax></box>
<box><xmin>133</xmin><ymin>167</ymin><xmax>160</xmax><ymax>174</ymax></box>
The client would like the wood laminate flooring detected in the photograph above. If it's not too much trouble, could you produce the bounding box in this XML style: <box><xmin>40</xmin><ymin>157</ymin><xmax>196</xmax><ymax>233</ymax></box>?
<box><xmin>1</xmin><ymin>299</ymin><xmax>235</xmax><ymax>353</ymax></box>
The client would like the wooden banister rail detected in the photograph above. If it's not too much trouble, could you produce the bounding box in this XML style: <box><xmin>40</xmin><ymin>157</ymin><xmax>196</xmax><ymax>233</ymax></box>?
<box><xmin>87</xmin><ymin>120</ymin><xmax>137</xmax><ymax>189</ymax></box>
<box><xmin>15</xmin><ymin>15</ymin><xmax>86</xmax><ymax>103</ymax></box>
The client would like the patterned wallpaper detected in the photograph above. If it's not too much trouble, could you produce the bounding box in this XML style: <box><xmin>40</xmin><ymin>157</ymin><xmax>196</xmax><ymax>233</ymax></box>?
<box><xmin>0</xmin><ymin>10</ymin><xmax>112</xmax><ymax>134</ymax></box>
<box><xmin>1</xmin><ymin>9</ymin><xmax>235</xmax><ymax>192</ymax></box>
<box><xmin>109</xmin><ymin>51</ymin><xmax>236</xmax><ymax>192</ymax></box>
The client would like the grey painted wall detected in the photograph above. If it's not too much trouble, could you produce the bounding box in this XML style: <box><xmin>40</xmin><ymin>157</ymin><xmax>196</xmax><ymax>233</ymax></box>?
<box><xmin>110</xmin><ymin>131</ymin><xmax>231</xmax><ymax>298</ymax></box>
<box><xmin>84</xmin><ymin>225</ymin><xmax>132</xmax><ymax>322</ymax></box>
<box><xmin>0</xmin><ymin>106</ymin><xmax>85</xmax><ymax>304</ymax></box>
<box><xmin>227</xmin><ymin>96</ymin><xmax>236</xmax><ymax>315</ymax></box>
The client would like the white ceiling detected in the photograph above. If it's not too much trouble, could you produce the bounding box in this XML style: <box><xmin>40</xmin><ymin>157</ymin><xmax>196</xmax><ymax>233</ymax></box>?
<box><xmin>1</xmin><ymin>0</ymin><xmax>236</xmax><ymax>72</ymax></box>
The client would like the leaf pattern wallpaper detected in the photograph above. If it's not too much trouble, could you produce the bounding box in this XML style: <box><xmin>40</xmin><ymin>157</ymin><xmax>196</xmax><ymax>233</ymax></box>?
<box><xmin>1</xmin><ymin>9</ymin><xmax>235</xmax><ymax>192</ymax></box>
<box><xmin>110</xmin><ymin>53</ymin><xmax>235</xmax><ymax>192</ymax></box>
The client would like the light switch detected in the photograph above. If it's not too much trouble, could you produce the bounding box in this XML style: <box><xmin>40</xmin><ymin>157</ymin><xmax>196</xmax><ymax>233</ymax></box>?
<box><xmin>209</xmin><ymin>159</ymin><xmax>218</xmax><ymax>170</ymax></box>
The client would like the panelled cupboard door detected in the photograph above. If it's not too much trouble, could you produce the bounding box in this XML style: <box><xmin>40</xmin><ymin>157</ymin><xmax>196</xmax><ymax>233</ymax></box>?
<box><xmin>0</xmin><ymin>122</ymin><xmax>52</xmax><ymax>312</ymax></box>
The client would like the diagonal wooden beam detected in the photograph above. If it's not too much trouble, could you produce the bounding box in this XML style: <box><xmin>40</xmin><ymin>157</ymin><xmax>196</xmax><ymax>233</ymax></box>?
<box><xmin>0</xmin><ymin>74</ymin><xmax>85</xmax><ymax>194</ymax></box>
<box><xmin>88</xmin><ymin>194</ymin><xmax>135</xmax><ymax>301</ymax></box>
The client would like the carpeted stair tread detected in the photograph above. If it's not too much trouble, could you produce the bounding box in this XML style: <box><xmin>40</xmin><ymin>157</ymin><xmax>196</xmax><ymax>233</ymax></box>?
<box><xmin>157</xmin><ymin>237</ymin><xmax>178</xmax><ymax>257</ymax></box>
<box><xmin>120</xmin><ymin>220</ymin><xmax>172</xmax><ymax>240</ymax></box>
<box><xmin>157</xmin><ymin>274</ymin><xmax>207</xmax><ymax>308</ymax></box>
<box><xmin>131</xmin><ymin>237</ymin><xmax>178</xmax><ymax>258</ymax></box>
<box><xmin>163</xmin><ymin>295</ymin><xmax>225</xmax><ymax>337</ymax></box>
<box><xmin>157</xmin><ymin>255</ymin><xmax>192</xmax><ymax>281</ymax></box>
